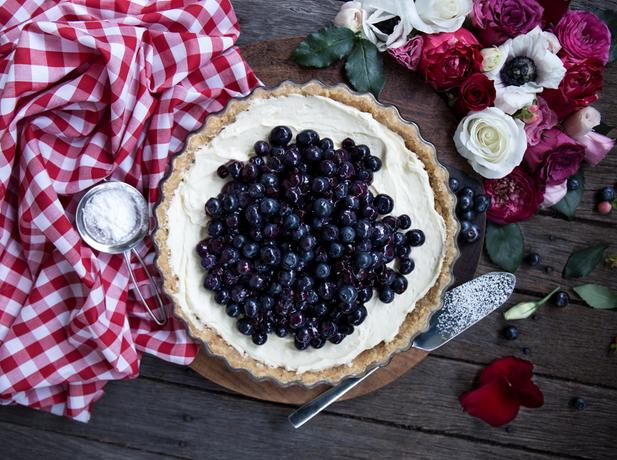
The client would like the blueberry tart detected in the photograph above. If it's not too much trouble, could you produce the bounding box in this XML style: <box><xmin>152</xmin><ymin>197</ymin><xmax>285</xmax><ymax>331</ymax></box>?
<box><xmin>154</xmin><ymin>82</ymin><xmax>458</xmax><ymax>386</ymax></box>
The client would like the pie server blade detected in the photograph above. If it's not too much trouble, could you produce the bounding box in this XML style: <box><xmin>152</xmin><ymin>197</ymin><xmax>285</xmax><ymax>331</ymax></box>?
<box><xmin>289</xmin><ymin>272</ymin><xmax>517</xmax><ymax>428</ymax></box>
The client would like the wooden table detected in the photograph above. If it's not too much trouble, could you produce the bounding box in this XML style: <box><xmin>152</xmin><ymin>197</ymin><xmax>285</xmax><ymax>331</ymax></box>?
<box><xmin>2</xmin><ymin>1</ymin><xmax>616</xmax><ymax>459</ymax></box>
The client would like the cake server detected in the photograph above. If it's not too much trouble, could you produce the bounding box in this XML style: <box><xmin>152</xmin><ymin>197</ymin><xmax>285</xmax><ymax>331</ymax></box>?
<box><xmin>288</xmin><ymin>271</ymin><xmax>516</xmax><ymax>429</ymax></box>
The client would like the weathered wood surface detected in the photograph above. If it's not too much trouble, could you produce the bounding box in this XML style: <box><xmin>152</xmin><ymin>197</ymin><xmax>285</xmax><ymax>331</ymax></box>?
<box><xmin>1</xmin><ymin>1</ymin><xmax>616</xmax><ymax>459</ymax></box>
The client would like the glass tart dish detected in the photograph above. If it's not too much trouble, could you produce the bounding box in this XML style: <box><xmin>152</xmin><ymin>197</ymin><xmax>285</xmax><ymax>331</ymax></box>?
<box><xmin>153</xmin><ymin>81</ymin><xmax>459</xmax><ymax>387</ymax></box>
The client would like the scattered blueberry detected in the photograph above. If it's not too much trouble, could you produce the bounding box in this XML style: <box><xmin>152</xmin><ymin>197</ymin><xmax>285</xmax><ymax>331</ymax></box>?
<box><xmin>449</xmin><ymin>177</ymin><xmax>460</xmax><ymax>192</ymax></box>
<box><xmin>570</xmin><ymin>397</ymin><xmax>587</xmax><ymax>411</ymax></box>
<box><xmin>553</xmin><ymin>290</ymin><xmax>569</xmax><ymax>308</ymax></box>
<box><xmin>502</xmin><ymin>325</ymin><xmax>519</xmax><ymax>340</ymax></box>
<box><xmin>527</xmin><ymin>252</ymin><xmax>541</xmax><ymax>266</ymax></box>
<box><xmin>598</xmin><ymin>186</ymin><xmax>615</xmax><ymax>202</ymax></box>
<box><xmin>566</xmin><ymin>176</ymin><xmax>580</xmax><ymax>191</ymax></box>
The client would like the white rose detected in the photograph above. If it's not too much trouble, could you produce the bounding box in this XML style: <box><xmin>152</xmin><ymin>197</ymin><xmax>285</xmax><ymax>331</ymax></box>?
<box><xmin>411</xmin><ymin>0</ymin><xmax>473</xmax><ymax>34</ymax></box>
<box><xmin>454</xmin><ymin>107</ymin><xmax>528</xmax><ymax>179</ymax></box>
<box><xmin>563</xmin><ymin>107</ymin><xmax>601</xmax><ymax>140</ymax></box>
<box><xmin>334</xmin><ymin>1</ymin><xmax>364</xmax><ymax>33</ymax></box>
<box><xmin>360</xmin><ymin>0</ymin><xmax>414</xmax><ymax>51</ymax></box>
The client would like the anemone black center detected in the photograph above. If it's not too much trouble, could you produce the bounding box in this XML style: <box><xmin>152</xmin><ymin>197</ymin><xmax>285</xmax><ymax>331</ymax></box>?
<box><xmin>500</xmin><ymin>56</ymin><xmax>538</xmax><ymax>87</ymax></box>
<box><xmin>374</xmin><ymin>16</ymin><xmax>400</xmax><ymax>35</ymax></box>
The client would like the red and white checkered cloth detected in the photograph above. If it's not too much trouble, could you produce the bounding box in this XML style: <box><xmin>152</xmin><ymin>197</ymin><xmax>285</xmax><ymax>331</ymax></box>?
<box><xmin>0</xmin><ymin>0</ymin><xmax>259</xmax><ymax>422</ymax></box>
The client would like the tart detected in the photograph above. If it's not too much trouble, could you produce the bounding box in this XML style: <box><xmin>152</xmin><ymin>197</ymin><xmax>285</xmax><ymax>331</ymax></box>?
<box><xmin>154</xmin><ymin>81</ymin><xmax>458</xmax><ymax>386</ymax></box>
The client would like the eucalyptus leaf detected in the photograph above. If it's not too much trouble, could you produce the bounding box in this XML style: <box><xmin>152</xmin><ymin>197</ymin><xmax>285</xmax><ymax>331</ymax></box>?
<box><xmin>291</xmin><ymin>26</ymin><xmax>356</xmax><ymax>68</ymax></box>
<box><xmin>563</xmin><ymin>243</ymin><xmax>608</xmax><ymax>279</ymax></box>
<box><xmin>552</xmin><ymin>169</ymin><xmax>584</xmax><ymax>220</ymax></box>
<box><xmin>574</xmin><ymin>284</ymin><xmax>617</xmax><ymax>310</ymax></box>
<box><xmin>590</xmin><ymin>8</ymin><xmax>617</xmax><ymax>63</ymax></box>
<box><xmin>504</xmin><ymin>287</ymin><xmax>560</xmax><ymax>320</ymax></box>
<box><xmin>344</xmin><ymin>39</ymin><xmax>385</xmax><ymax>97</ymax></box>
<box><xmin>485</xmin><ymin>222</ymin><xmax>524</xmax><ymax>273</ymax></box>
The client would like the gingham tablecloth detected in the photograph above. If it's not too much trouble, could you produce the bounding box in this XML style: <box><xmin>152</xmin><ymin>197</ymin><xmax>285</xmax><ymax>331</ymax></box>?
<box><xmin>0</xmin><ymin>0</ymin><xmax>259</xmax><ymax>422</ymax></box>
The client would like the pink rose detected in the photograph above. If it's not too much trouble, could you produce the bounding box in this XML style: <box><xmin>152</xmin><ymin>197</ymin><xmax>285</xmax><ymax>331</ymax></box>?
<box><xmin>471</xmin><ymin>0</ymin><xmax>544</xmax><ymax>46</ymax></box>
<box><xmin>578</xmin><ymin>131</ymin><xmax>615</xmax><ymax>167</ymax></box>
<box><xmin>554</xmin><ymin>11</ymin><xmax>611</xmax><ymax>65</ymax></box>
<box><xmin>485</xmin><ymin>167</ymin><xmax>545</xmax><ymax>224</ymax></box>
<box><xmin>419</xmin><ymin>29</ymin><xmax>483</xmax><ymax>91</ymax></box>
<box><xmin>524</xmin><ymin>128</ymin><xmax>585</xmax><ymax>186</ymax></box>
<box><xmin>388</xmin><ymin>36</ymin><xmax>424</xmax><ymax>71</ymax></box>
<box><xmin>524</xmin><ymin>97</ymin><xmax>558</xmax><ymax>146</ymax></box>
<box><xmin>562</xmin><ymin>107</ymin><xmax>601</xmax><ymax>139</ymax></box>
<box><xmin>541</xmin><ymin>181</ymin><xmax>568</xmax><ymax>208</ymax></box>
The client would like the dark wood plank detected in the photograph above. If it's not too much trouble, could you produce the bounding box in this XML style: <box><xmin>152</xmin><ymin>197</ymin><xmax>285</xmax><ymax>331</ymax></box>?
<box><xmin>0</xmin><ymin>421</ymin><xmax>174</xmax><ymax>460</ymax></box>
<box><xmin>0</xmin><ymin>376</ymin><xmax>572</xmax><ymax>460</ymax></box>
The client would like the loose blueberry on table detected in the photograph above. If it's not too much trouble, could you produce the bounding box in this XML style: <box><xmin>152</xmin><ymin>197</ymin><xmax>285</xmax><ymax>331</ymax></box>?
<box><xmin>196</xmin><ymin>127</ymin><xmax>424</xmax><ymax>349</ymax></box>
<box><xmin>449</xmin><ymin>177</ymin><xmax>490</xmax><ymax>244</ymax></box>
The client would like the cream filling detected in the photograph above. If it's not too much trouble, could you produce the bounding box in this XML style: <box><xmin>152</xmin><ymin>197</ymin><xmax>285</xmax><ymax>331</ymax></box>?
<box><xmin>167</xmin><ymin>95</ymin><xmax>446</xmax><ymax>373</ymax></box>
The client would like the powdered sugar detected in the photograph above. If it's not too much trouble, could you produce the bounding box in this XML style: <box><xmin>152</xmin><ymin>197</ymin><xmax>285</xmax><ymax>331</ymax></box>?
<box><xmin>83</xmin><ymin>189</ymin><xmax>138</xmax><ymax>244</ymax></box>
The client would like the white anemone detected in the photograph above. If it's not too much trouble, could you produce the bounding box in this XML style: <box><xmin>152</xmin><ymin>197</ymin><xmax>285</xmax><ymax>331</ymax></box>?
<box><xmin>486</xmin><ymin>27</ymin><xmax>566</xmax><ymax>115</ymax></box>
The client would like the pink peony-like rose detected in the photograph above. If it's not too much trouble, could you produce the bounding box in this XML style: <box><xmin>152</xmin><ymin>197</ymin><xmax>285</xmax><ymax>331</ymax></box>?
<box><xmin>524</xmin><ymin>97</ymin><xmax>558</xmax><ymax>146</ymax></box>
<box><xmin>471</xmin><ymin>0</ymin><xmax>544</xmax><ymax>46</ymax></box>
<box><xmin>388</xmin><ymin>36</ymin><xmax>424</xmax><ymax>71</ymax></box>
<box><xmin>485</xmin><ymin>167</ymin><xmax>545</xmax><ymax>224</ymax></box>
<box><xmin>578</xmin><ymin>131</ymin><xmax>615</xmax><ymax>167</ymax></box>
<box><xmin>554</xmin><ymin>11</ymin><xmax>611</xmax><ymax>66</ymax></box>
<box><xmin>525</xmin><ymin>128</ymin><xmax>585</xmax><ymax>186</ymax></box>
<box><xmin>418</xmin><ymin>29</ymin><xmax>483</xmax><ymax>91</ymax></box>
<box><xmin>542</xmin><ymin>59</ymin><xmax>604</xmax><ymax>119</ymax></box>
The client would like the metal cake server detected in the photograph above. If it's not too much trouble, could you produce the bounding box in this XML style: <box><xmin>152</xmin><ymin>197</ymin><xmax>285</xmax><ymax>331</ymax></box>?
<box><xmin>288</xmin><ymin>272</ymin><xmax>516</xmax><ymax>429</ymax></box>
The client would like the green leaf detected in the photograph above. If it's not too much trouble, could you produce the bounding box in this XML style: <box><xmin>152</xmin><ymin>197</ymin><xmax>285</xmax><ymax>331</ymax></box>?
<box><xmin>590</xmin><ymin>8</ymin><xmax>617</xmax><ymax>63</ymax></box>
<box><xmin>574</xmin><ymin>284</ymin><xmax>617</xmax><ymax>310</ymax></box>
<box><xmin>595</xmin><ymin>121</ymin><xmax>614</xmax><ymax>136</ymax></box>
<box><xmin>344</xmin><ymin>39</ymin><xmax>385</xmax><ymax>98</ymax></box>
<box><xmin>291</xmin><ymin>26</ymin><xmax>356</xmax><ymax>68</ymax></box>
<box><xmin>552</xmin><ymin>169</ymin><xmax>584</xmax><ymax>220</ymax></box>
<box><xmin>563</xmin><ymin>243</ymin><xmax>609</xmax><ymax>279</ymax></box>
<box><xmin>504</xmin><ymin>287</ymin><xmax>560</xmax><ymax>320</ymax></box>
<box><xmin>485</xmin><ymin>222</ymin><xmax>524</xmax><ymax>273</ymax></box>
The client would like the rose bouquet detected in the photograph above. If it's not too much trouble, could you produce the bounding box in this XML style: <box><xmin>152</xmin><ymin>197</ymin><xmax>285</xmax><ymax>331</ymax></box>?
<box><xmin>292</xmin><ymin>0</ymin><xmax>616</xmax><ymax>273</ymax></box>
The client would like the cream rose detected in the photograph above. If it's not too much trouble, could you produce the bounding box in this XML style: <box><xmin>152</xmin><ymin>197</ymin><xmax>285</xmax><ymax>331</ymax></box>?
<box><xmin>411</xmin><ymin>0</ymin><xmax>473</xmax><ymax>33</ymax></box>
<box><xmin>334</xmin><ymin>1</ymin><xmax>364</xmax><ymax>33</ymax></box>
<box><xmin>563</xmin><ymin>106</ymin><xmax>601</xmax><ymax>140</ymax></box>
<box><xmin>454</xmin><ymin>107</ymin><xmax>528</xmax><ymax>179</ymax></box>
<box><xmin>481</xmin><ymin>46</ymin><xmax>508</xmax><ymax>73</ymax></box>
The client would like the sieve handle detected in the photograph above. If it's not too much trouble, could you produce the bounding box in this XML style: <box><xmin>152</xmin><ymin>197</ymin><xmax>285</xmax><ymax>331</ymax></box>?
<box><xmin>124</xmin><ymin>249</ymin><xmax>168</xmax><ymax>326</ymax></box>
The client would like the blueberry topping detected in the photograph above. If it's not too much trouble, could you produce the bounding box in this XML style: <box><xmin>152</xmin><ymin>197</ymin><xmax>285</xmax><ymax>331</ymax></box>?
<box><xmin>269</xmin><ymin>126</ymin><xmax>292</xmax><ymax>146</ymax></box>
<box><xmin>406</xmin><ymin>229</ymin><xmax>425</xmax><ymax>247</ymax></box>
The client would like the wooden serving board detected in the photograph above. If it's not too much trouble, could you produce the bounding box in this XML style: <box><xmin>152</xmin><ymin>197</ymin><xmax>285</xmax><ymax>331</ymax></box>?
<box><xmin>189</xmin><ymin>37</ymin><xmax>485</xmax><ymax>404</ymax></box>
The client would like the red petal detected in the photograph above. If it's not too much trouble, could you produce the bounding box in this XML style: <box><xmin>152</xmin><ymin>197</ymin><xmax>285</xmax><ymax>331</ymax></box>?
<box><xmin>459</xmin><ymin>376</ymin><xmax>520</xmax><ymax>427</ymax></box>
<box><xmin>479</xmin><ymin>356</ymin><xmax>533</xmax><ymax>386</ymax></box>
<box><xmin>514</xmin><ymin>379</ymin><xmax>544</xmax><ymax>408</ymax></box>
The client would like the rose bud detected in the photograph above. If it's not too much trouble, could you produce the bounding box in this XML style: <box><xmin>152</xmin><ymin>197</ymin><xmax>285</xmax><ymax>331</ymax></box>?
<box><xmin>563</xmin><ymin>107</ymin><xmax>601</xmax><ymax>140</ymax></box>
<box><xmin>333</xmin><ymin>1</ymin><xmax>364</xmax><ymax>33</ymax></box>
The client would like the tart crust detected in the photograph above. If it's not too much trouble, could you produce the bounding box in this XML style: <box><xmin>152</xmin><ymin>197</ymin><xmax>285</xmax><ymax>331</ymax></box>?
<box><xmin>153</xmin><ymin>81</ymin><xmax>459</xmax><ymax>386</ymax></box>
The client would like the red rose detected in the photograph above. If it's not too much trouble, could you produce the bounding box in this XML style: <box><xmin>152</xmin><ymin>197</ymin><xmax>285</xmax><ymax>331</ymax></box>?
<box><xmin>418</xmin><ymin>29</ymin><xmax>483</xmax><ymax>91</ymax></box>
<box><xmin>459</xmin><ymin>357</ymin><xmax>544</xmax><ymax>427</ymax></box>
<box><xmin>485</xmin><ymin>167</ymin><xmax>545</xmax><ymax>224</ymax></box>
<box><xmin>454</xmin><ymin>73</ymin><xmax>496</xmax><ymax>116</ymax></box>
<box><xmin>524</xmin><ymin>128</ymin><xmax>585</xmax><ymax>186</ymax></box>
<box><xmin>542</xmin><ymin>58</ymin><xmax>604</xmax><ymax>119</ymax></box>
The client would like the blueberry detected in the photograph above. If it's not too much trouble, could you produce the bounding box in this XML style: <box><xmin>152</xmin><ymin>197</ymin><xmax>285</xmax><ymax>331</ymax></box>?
<box><xmin>338</xmin><ymin>285</ymin><xmax>358</xmax><ymax>304</ymax></box>
<box><xmin>460</xmin><ymin>187</ymin><xmax>475</xmax><ymax>199</ymax></box>
<box><xmin>320</xmin><ymin>159</ymin><xmax>337</xmax><ymax>177</ymax></box>
<box><xmin>311</xmin><ymin>176</ymin><xmax>330</xmax><ymax>194</ymax></box>
<box><xmin>333</xmin><ymin>181</ymin><xmax>349</xmax><ymax>200</ymax></box>
<box><xmin>391</xmin><ymin>275</ymin><xmax>408</xmax><ymax>294</ymax></box>
<box><xmin>399</xmin><ymin>258</ymin><xmax>415</xmax><ymax>274</ymax></box>
<box><xmin>356</xmin><ymin>169</ymin><xmax>372</xmax><ymax>182</ymax></box>
<box><xmin>282</xmin><ymin>251</ymin><xmax>299</xmax><ymax>270</ymax></box>
<box><xmin>527</xmin><ymin>252</ymin><xmax>541</xmax><ymax>266</ymax></box>
<box><xmin>216</xmin><ymin>164</ymin><xmax>229</xmax><ymax>178</ymax></box>
<box><xmin>297</xmin><ymin>129</ymin><xmax>319</xmax><ymax>146</ymax></box>
<box><xmin>378</xmin><ymin>287</ymin><xmax>394</xmax><ymax>303</ymax></box>
<box><xmin>249</xmin><ymin>274</ymin><xmax>266</xmax><ymax>290</ymax></box>
<box><xmin>502</xmin><ymin>325</ymin><xmax>518</xmax><ymax>340</ymax></box>
<box><xmin>567</xmin><ymin>176</ymin><xmax>580</xmax><ymax>191</ymax></box>
<box><xmin>274</xmin><ymin>325</ymin><xmax>289</xmax><ymax>338</ymax></box>
<box><xmin>317</xmin><ymin>281</ymin><xmax>336</xmax><ymax>300</ymax></box>
<box><xmin>205</xmin><ymin>197</ymin><xmax>222</xmax><ymax>217</ymax></box>
<box><xmin>329</xmin><ymin>333</ymin><xmax>345</xmax><ymax>344</ymax></box>
<box><xmin>374</xmin><ymin>194</ymin><xmax>394</xmax><ymax>215</ymax></box>
<box><xmin>236</xmin><ymin>318</ymin><xmax>254</xmax><ymax>335</ymax></box>
<box><xmin>242</xmin><ymin>241</ymin><xmax>259</xmax><ymax>259</ymax></box>
<box><xmin>319</xmin><ymin>138</ymin><xmax>334</xmax><ymax>151</ymax></box>
<box><xmin>203</xmin><ymin>274</ymin><xmax>222</xmax><ymax>291</ymax></box>
<box><xmin>226</xmin><ymin>303</ymin><xmax>241</xmax><ymax>317</ymax></box>
<box><xmin>268</xmin><ymin>282</ymin><xmax>282</xmax><ymax>296</ymax></box>
<box><xmin>227</xmin><ymin>161</ymin><xmax>242</xmax><ymax>178</ymax></box>
<box><xmin>338</xmin><ymin>322</ymin><xmax>354</xmax><ymax>335</ymax></box>
<box><xmin>461</xmin><ymin>224</ymin><xmax>480</xmax><ymax>244</ymax></box>
<box><xmin>300</xmin><ymin>235</ymin><xmax>317</xmax><ymax>251</ymax></box>
<box><xmin>321</xmin><ymin>224</ymin><xmax>339</xmax><ymax>242</ymax></box>
<box><xmin>460</xmin><ymin>210</ymin><xmax>475</xmax><ymax>222</ymax></box>
<box><xmin>341</xmin><ymin>195</ymin><xmax>360</xmax><ymax>210</ymax></box>
<box><xmin>598</xmin><ymin>186</ymin><xmax>615</xmax><ymax>202</ymax></box>
<box><xmin>260</xmin><ymin>172</ymin><xmax>278</xmax><ymax>187</ymax></box>
<box><xmin>355</xmin><ymin>220</ymin><xmax>371</xmax><ymax>240</ymax></box>
<box><xmin>254</xmin><ymin>140</ymin><xmax>270</xmax><ymax>156</ymax></box>
<box><xmin>338</xmin><ymin>209</ymin><xmax>357</xmax><ymax>226</ymax></box>
<box><xmin>449</xmin><ymin>177</ymin><xmax>460</xmax><ymax>192</ymax></box>
<box><xmin>372</xmin><ymin>222</ymin><xmax>388</xmax><ymax>246</ymax></box>
<box><xmin>245</xmin><ymin>204</ymin><xmax>261</xmax><ymax>226</ymax></box>
<box><xmin>252</xmin><ymin>331</ymin><xmax>267</xmax><ymax>345</ymax></box>
<box><xmin>473</xmin><ymin>194</ymin><xmax>491</xmax><ymax>213</ymax></box>
<box><xmin>349</xmin><ymin>305</ymin><xmax>368</xmax><ymax>326</ymax></box>
<box><xmin>296</xmin><ymin>274</ymin><xmax>314</xmax><ymax>291</ymax></box>
<box><xmin>458</xmin><ymin>195</ymin><xmax>472</xmax><ymax>212</ymax></box>
<box><xmin>248</xmin><ymin>183</ymin><xmax>265</xmax><ymax>198</ymax></box>
<box><xmin>310</xmin><ymin>337</ymin><xmax>326</xmax><ymax>349</ymax></box>
<box><xmin>397</xmin><ymin>214</ymin><xmax>411</xmax><ymax>229</ymax></box>
<box><xmin>340</xmin><ymin>226</ymin><xmax>356</xmax><ymax>243</ymax></box>
<box><xmin>260</xmin><ymin>295</ymin><xmax>274</xmax><ymax>310</ymax></box>
<box><xmin>313</xmin><ymin>198</ymin><xmax>334</xmax><ymax>217</ymax></box>
<box><xmin>200</xmin><ymin>255</ymin><xmax>216</xmax><ymax>270</ymax></box>
<box><xmin>338</xmin><ymin>161</ymin><xmax>355</xmax><ymax>179</ymax></box>
<box><xmin>294</xmin><ymin>339</ymin><xmax>310</xmax><ymax>350</ymax></box>
<box><xmin>260</xmin><ymin>197</ymin><xmax>279</xmax><ymax>215</ymax></box>
<box><xmin>407</xmin><ymin>229</ymin><xmax>425</xmax><ymax>247</ymax></box>
<box><xmin>283</xmin><ymin>213</ymin><xmax>300</xmax><ymax>230</ymax></box>
<box><xmin>215</xmin><ymin>289</ymin><xmax>230</xmax><ymax>305</ymax></box>
<box><xmin>241</xmin><ymin>163</ymin><xmax>259</xmax><ymax>181</ymax></box>
<box><xmin>243</xmin><ymin>299</ymin><xmax>259</xmax><ymax>318</ymax></box>
<box><xmin>220</xmin><ymin>247</ymin><xmax>239</xmax><ymax>264</ymax></box>
<box><xmin>263</xmin><ymin>223</ymin><xmax>279</xmax><ymax>239</ymax></box>
<box><xmin>362</xmin><ymin>205</ymin><xmax>378</xmax><ymax>221</ymax></box>
<box><xmin>365</xmin><ymin>155</ymin><xmax>382</xmax><ymax>172</ymax></box>
<box><xmin>315</xmin><ymin>263</ymin><xmax>331</xmax><ymax>279</ymax></box>
<box><xmin>358</xmin><ymin>286</ymin><xmax>373</xmax><ymax>303</ymax></box>
<box><xmin>553</xmin><ymin>290</ymin><xmax>569</xmax><ymax>308</ymax></box>
<box><xmin>289</xmin><ymin>312</ymin><xmax>305</xmax><ymax>329</ymax></box>
<box><xmin>395</xmin><ymin>244</ymin><xmax>411</xmax><ymax>258</ymax></box>
<box><xmin>571</xmin><ymin>397</ymin><xmax>587</xmax><ymax>411</ymax></box>
<box><xmin>269</xmin><ymin>125</ymin><xmax>292</xmax><ymax>146</ymax></box>
<box><xmin>278</xmin><ymin>270</ymin><xmax>296</xmax><ymax>287</ymax></box>
<box><xmin>304</xmin><ymin>146</ymin><xmax>324</xmax><ymax>162</ymax></box>
<box><xmin>230</xmin><ymin>285</ymin><xmax>248</xmax><ymax>303</ymax></box>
